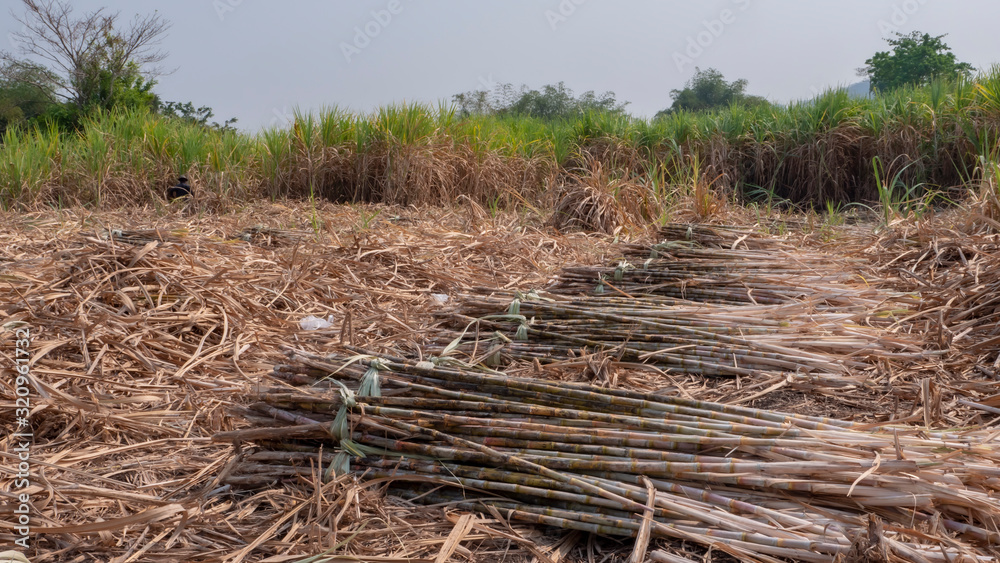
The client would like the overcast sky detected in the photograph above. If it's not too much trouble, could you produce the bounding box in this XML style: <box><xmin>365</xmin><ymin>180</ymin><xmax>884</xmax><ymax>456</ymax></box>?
<box><xmin>2</xmin><ymin>1</ymin><xmax>998</xmax><ymax>130</ymax></box>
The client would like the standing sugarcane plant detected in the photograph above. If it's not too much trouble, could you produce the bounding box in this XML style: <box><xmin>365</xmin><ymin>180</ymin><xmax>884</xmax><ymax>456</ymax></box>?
<box><xmin>870</xmin><ymin>156</ymin><xmax>925</xmax><ymax>227</ymax></box>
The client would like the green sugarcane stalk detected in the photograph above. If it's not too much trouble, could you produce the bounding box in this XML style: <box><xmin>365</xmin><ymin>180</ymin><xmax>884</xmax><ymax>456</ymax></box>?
<box><xmin>450</xmin><ymin>309</ymin><xmax>855</xmax><ymax>373</ymax></box>
<box><xmin>335</xmin><ymin>395</ymin><xmax>850</xmax><ymax>441</ymax></box>
<box><xmin>357</xmin><ymin>456</ymin><xmax>850</xmax><ymax>540</ymax></box>
<box><xmin>291</xmin><ymin>348</ymin><xmax>861</xmax><ymax>431</ymax></box>
<box><xmin>234</xmin><ymin>348</ymin><xmax>1000</xmax><ymax>561</ymax></box>
<box><xmin>391</xmin><ymin>489</ymin><xmax>845</xmax><ymax>563</ymax></box>
<box><xmin>353</xmin><ymin>412</ymin><xmax>652</xmax><ymax>514</ymax></box>
<box><xmin>306</xmin><ymin>351</ymin><xmax>985</xmax><ymax>449</ymax></box>
<box><xmin>355</xmin><ymin>408</ymin><xmax>888</xmax><ymax>464</ymax></box>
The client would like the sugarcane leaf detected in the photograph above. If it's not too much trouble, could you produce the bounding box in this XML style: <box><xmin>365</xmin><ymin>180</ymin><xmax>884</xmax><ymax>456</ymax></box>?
<box><xmin>316</xmin><ymin>353</ymin><xmax>377</xmax><ymax>384</ymax></box>
<box><xmin>442</xmin><ymin>319</ymin><xmax>479</xmax><ymax>356</ymax></box>
<box><xmin>358</xmin><ymin>366</ymin><xmax>382</xmax><ymax>397</ymax></box>
<box><xmin>522</xmin><ymin>289</ymin><xmax>553</xmax><ymax>302</ymax></box>
<box><xmin>329</xmin><ymin>451</ymin><xmax>351</xmax><ymax>478</ymax></box>
<box><xmin>508</xmin><ymin>298</ymin><xmax>521</xmax><ymax>315</ymax></box>
<box><xmin>329</xmin><ymin>405</ymin><xmax>350</xmax><ymax>440</ymax></box>
<box><xmin>515</xmin><ymin>322</ymin><xmax>529</xmax><ymax>341</ymax></box>
<box><xmin>330</xmin><ymin>379</ymin><xmax>356</xmax><ymax>407</ymax></box>
<box><xmin>340</xmin><ymin>439</ymin><xmax>368</xmax><ymax>457</ymax></box>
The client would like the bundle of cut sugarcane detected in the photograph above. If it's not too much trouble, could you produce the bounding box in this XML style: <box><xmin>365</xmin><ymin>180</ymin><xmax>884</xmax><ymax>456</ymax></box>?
<box><xmin>99</xmin><ymin>227</ymin><xmax>188</xmax><ymax>245</ymax></box>
<box><xmin>218</xmin><ymin>349</ymin><xmax>1000</xmax><ymax>562</ymax></box>
<box><xmin>639</xmin><ymin>224</ymin><xmax>779</xmax><ymax>251</ymax></box>
<box><xmin>432</xmin><ymin>290</ymin><xmax>924</xmax><ymax>381</ymax></box>
<box><xmin>552</xmin><ymin>248</ymin><xmax>883</xmax><ymax>308</ymax></box>
<box><xmin>232</xmin><ymin>225</ymin><xmax>313</xmax><ymax>247</ymax></box>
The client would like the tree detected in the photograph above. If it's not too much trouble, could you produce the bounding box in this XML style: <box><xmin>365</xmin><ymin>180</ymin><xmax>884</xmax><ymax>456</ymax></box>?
<box><xmin>0</xmin><ymin>0</ymin><xmax>171</xmax><ymax>114</ymax></box>
<box><xmin>657</xmin><ymin>68</ymin><xmax>766</xmax><ymax>116</ymax></box>
<box><xmin>158</xmin><ymin>100</ymin><xmax>238</xmax><ymax>131</ymax></box>
<box><xmin>858</xmin><ymin>32</ymin><xmax>973</xmax><ymax>93</ymax></box>
<box><xmin>451</xmin><ymin>89</ymin><xmax>496</xmax><ymax>117</ymax></box>
<box><xmin>507</xmin><ymin>82</ymin><xmax>578</xmax><ymax>120</ymax></box>
<box><xmin>452</xmin><ymin>81</ymin><xmax>628</xmax><ymax>120</ymax></box>
<box><xmin>0</xmin><ymin>61</ymin><xmax>58</xmax><ymax>133</ymax></box>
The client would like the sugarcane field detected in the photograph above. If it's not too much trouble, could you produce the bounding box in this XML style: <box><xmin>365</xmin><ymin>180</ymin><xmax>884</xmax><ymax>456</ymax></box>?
<box><xmin>3</xmin><ymin>2</ymin><xmax>1000</xmax><ymax>563</ymax></box>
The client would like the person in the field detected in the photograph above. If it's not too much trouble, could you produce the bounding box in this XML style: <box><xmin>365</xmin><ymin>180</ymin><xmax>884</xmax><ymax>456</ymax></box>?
<box><xmin>167</xmin><ymin>176</ymin><xmax>192</xmax><ymax>200</ymax></box>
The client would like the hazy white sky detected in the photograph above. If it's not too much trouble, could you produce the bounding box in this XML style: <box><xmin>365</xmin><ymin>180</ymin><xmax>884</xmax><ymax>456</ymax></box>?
<box><xmin>2</xmin><ymin>1</ymin><xmax>998</xmax><ymax>130</ymax></box>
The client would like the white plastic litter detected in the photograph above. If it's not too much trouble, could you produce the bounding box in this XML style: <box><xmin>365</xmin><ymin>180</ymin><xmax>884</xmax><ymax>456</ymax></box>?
<box><xmin>430</xmin><ymin>293</ymin><xmax>449</xmax><ymax>304</ymax></box>
<box><xmin>299</xmin><ymin>315</ymin><xmax>334</xmax><ymax>330</ymax></box>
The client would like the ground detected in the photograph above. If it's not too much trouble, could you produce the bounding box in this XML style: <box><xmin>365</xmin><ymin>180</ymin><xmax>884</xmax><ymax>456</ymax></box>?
<box><xmin>0</xmin><ymin>200</ymin><xmax>997</xmax><ymax>562</ymax></box>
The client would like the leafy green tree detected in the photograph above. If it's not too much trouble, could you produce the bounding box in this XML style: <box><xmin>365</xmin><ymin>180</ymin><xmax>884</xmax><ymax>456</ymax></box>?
<box><xmin>0</xmin><ymin>61</ymin><xmax>59</xmax><ymax>133</ymax></box>
<box><xmin>452</xmin><ymin>81</ymin><xmax>628</xmax><ymax>119</ymax></box>
<box><xmin>157</xmin><ymin>100</ymin><xmax>238</xmax><ymax>130</ymax></box>
<box><xmin>451</xmin><ymin>89</ymin><xmax>497</xmax><ymax>117</ymax></box>
<box><xmin>858</xmin><ymin>32</ymin><xmax>973</xmax><ymax>93</ymax></box>
<box><xmin>0</xmin><ymin>2</ymin><xmax>233</xmax><ymax>133</ymax></box>
<box><xmin>0</xmin><ymin>0</ymin><xmax>170</xmax><ymax>119</ymax></box>
<box><xmin>507</xmin><ymin>82</ymin><xmax>578</xmax><ymax>120</ymax></box>
<box><xmin>657</xmin><ymin>68</ymin><xmax>766</xmax><ymax>116</ymax></box>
